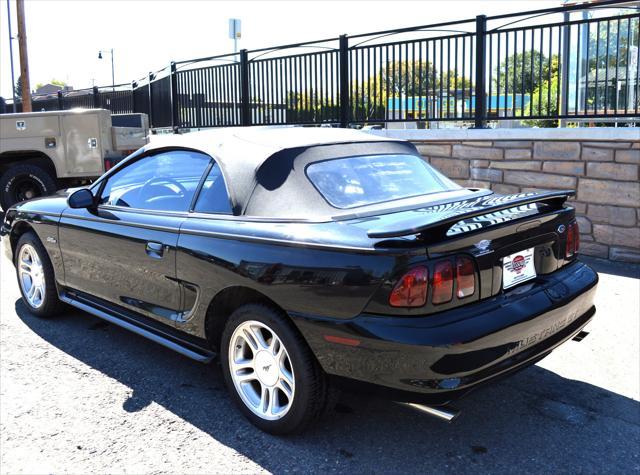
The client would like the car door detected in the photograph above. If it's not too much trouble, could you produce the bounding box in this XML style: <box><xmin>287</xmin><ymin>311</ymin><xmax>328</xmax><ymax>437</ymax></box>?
<box><xmin>174</xmin><ymin>161</ymin><xmax>236</xmax><ymax>329</ymax></box>
<box><xmin>58</xmin><ymin>148</ymin><xmax>212</xmax><ymax>325</ymax></box>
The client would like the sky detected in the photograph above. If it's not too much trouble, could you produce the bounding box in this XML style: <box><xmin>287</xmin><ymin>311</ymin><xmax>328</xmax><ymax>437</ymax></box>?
<box><xmin>0</xmin><ymin>0</ymin><xmax>565</xmax><ymax>99</ymax></box>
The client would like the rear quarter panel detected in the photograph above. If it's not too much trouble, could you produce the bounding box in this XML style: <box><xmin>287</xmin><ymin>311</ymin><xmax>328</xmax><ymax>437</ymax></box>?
<box><xmin>175</xmin><ymin>217</ymin><xmax>404</xmax><ymax>338</ymax></box>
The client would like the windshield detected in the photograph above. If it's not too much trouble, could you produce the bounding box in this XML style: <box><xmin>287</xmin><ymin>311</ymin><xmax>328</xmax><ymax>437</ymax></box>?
<box><xmin>306</xmin><ymin>154</ymin><xmax>461</xmax><ymax>209</ymax></box>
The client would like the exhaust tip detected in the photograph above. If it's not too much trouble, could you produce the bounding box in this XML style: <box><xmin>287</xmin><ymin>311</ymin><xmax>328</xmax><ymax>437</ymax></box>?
<box><xmin>403</xmin><ymin>402</ymin><xmax>460</xmax><ymax>423</ymax></box>
<box><xmin>572</xmin><ymin>330</ymin><xmax>590</xmax><ymax>342</ymax></box>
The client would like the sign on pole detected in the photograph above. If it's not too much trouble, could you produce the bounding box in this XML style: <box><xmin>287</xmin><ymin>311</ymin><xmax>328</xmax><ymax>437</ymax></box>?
<box><xmin>229</xmin><ymin>18</ymin><xmax>241</xmax><ymax>54</ymax></box>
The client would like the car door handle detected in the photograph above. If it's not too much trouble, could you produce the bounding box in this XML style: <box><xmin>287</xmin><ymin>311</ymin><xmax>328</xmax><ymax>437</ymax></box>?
<box><xmin>145</xmin><ymin>241</ymin><xmax>164</xmax><ymax>258</ymax></box>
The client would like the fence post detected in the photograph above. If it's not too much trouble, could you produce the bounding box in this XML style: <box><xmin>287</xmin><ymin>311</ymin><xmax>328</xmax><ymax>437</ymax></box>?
<box><xmin>240</xmin><ymin>49</ymin><xmax>251</xmax><ymax>126</ymax></box>
<box><xmin>473</xmin><ymin>15</ymin><xmax>488</xmax><ymax>129</ymax></box>
<box><xmin>57</xmin><ymin>90</ymin><xmax>63</xmax><ymax>110</ymax></box>
<box><xmin>170</xmin><ymin>62</ymin><xmax>179</xmax><ymax>132</ymax></box>
<box><xmin>148</xmin><ymin>72</ymin><xmax>154</xmax><ymax>129</ymax></box>
<box><xmin>339</xmin><ymin>34</ymin><xmax>350</xmax><ymax>128</ymax></box>
<box><xmin>131</xmin><ymin>81</ymin><xmax>138</xmax><ymax>113</ymax></box>
<box><xmin>92</xmin><ymin>86</ymin><xmax>100</xmax><ymax>109</ymax></box>
<box><xmin>559</xmin><ymin>10</ymin><xmax>571</xmax><ymax>126</ymax></box>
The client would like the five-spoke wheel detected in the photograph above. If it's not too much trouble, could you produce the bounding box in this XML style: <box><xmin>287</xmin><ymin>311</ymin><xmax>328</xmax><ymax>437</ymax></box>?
<box><xmin>228</xmin><ymin>320</ymin><xmax>295</xmax><ymax>420</ymax></box>
<box><xmin>18</xmin><ymin>243</ymin><xmax>46</xmax><ymax>309</ymax></box>
<box><xmin>14</xmin><ymin>232</ymin><xmax>64</xmax><ymax>318</ymax></box>
<box><xmin>221</xmin><ymin>304</ymin><xmax>334</xmax><ymax>435</ymax></box>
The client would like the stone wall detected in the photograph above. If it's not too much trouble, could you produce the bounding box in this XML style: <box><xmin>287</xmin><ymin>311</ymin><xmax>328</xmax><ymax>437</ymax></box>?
<box><xmin>370</xmin><ymin>128</ymin><xmax>640</xmax><ymax>263</ymax></box>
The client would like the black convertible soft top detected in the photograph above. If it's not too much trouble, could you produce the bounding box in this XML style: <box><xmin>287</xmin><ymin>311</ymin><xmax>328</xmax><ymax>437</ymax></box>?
<box><xmin>143</xmin><ymin>127</ymin><xmax>425</xmax><ymax>218</ymax></box>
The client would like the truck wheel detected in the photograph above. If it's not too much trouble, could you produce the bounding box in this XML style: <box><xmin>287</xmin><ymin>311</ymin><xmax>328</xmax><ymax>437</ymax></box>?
<box><xmin>0</xmin><ymin>164</ymin><xmax>57</xmax><ymax>210</ymax></box>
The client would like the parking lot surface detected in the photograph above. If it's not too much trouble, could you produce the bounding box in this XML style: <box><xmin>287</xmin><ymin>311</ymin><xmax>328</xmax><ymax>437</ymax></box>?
<box><xmin>1</xmin><ymin>252</ymin><xmax>639</xmax><ymax>474</ymax></box>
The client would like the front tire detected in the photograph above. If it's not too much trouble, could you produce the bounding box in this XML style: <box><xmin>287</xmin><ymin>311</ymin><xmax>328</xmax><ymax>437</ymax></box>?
<box><xmin>15</xmin><ymin>232</ymin><xmax>64</xmax><ymax>318</ymax></box>
<box><xmin>220</xmin><ymin>304</ymin><xmax>330</xmax><ymax>435</ymax></box>
<box><xmin>0</xmin><ymin>164</ymin><xmax>57</xmax><ymax>211</ymax></box>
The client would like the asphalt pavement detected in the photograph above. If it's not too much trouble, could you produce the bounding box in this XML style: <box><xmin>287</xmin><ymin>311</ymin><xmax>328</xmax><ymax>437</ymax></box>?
<box><xmin>1</xmin><ymin>252</ymin><xmax>638</xmax><ymax>474</ymax></box>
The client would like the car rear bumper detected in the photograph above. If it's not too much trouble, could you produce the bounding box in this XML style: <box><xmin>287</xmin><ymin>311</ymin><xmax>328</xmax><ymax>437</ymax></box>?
<box><xmin>291</xmin><ymin>260</ymin><xmax>598</xmax><ymax>404</ymax></box>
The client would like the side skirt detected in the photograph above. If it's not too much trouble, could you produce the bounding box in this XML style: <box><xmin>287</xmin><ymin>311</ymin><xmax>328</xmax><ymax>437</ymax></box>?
<box><xmin>59</xmin><ymin>292</ymin><xmax>215</xmax><ymax>363</ymax></box>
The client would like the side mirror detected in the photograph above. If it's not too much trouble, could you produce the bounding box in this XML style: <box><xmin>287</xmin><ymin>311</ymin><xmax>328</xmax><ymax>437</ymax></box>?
<box><xmin>68</xmin><ymin>188</ymin><xmax>95</xmax><ymax>209</ymax></box>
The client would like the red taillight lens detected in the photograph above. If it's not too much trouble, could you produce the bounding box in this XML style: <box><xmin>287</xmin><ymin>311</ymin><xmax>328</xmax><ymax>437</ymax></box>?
<box><xmin>389</xmin><ymin>266</ymin><xmax>429</xmax><ymax>307</ymax></box>
<box><xmin>455</xmin><ymin>256</ymin><xmax>475</xmax><ymax>299</ymax></box>
<box><xmin>432</xmin><ymin>260</ymin><xmax>454</xmax><ymax>304</ymax></box>
<box><xmin>566</xmin><ymin>221</ymin><xmax>579</xmax><ymax>257</ymax></box>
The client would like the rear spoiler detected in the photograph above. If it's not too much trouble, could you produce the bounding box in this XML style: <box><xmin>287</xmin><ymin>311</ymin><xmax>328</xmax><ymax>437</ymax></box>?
<box><xmin>367</xmin><ymin>190</ymin><xmax>575</xmax><ymax>239</ymax></box>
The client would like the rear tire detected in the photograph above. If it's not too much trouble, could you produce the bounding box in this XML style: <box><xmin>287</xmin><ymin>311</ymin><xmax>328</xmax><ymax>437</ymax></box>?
<box><xmin>0</xmin><ymin>164</ymin><xmax>57</xmax><ymax>210</ymax></box>
<box><xmin>220</xmin><ymin>304</ymin><xmax>331</xmax><ymax>435</ymax></box>
<box><xmin>14</xmin><ymin>232</ymin><xmax>64</xmax><ymax>318</ymax></box>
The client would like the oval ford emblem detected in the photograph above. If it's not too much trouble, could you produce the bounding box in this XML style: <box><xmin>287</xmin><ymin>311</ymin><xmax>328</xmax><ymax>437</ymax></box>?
<box><xmin>557</xmin><ymin>224</ymin><xmax>566</xmax><ymax>234</ymax></box>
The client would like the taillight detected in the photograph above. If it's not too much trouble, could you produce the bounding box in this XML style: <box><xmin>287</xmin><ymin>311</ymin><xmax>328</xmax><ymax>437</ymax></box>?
<box><xmin>456</xmin><ymin>256</ymin><xmax>475</xmax><ymax>298</ymax></box>
<box><xmin>566</xmin><ymin>221</ymin><xmax>579</xmax><ymax>257</ymax></box>
<box><xmin>432</xmin><ymin>261</ymin><xmax>454</xmax><ymax>304</ymax></box>
<box><xmin>389</xmin><ymin>266</ymin><xmax>429</xmax><ymax>307</ymax></box>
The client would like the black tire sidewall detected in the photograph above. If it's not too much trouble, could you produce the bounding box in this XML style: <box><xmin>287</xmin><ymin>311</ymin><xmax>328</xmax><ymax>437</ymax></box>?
<box><xmin>14</xmin><ymin>231</ymin><xmax>62</xmax><ymax>318</ymax></box>
<box><xmin>0</xmin><ymin>165</ymin><xmax>56</xmax><ymax>210</ymax></box>
<box><xmin>220</xmin><ymin>304</ymin><xmax>324</xmax><ymax>435</ymax></box>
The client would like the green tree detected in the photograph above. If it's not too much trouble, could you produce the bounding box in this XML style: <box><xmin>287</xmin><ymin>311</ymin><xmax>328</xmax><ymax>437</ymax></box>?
<box><xmin>378</xmin><ymin>60</ymin><xmax>440</xmax><ymax>96</ymax></box>
<box><xmin>14</xmin><ymin>76</ymin><xmax>23</xmax><ymax>99</ymax></box>
<box><xmin>351</xmin><ymin>61</ymin><xmax>472</xmax><ymax>122</ymax></box>
<box><xmin>524</xmin><ymin>55</ymin><xmax>560</xmax><ymax>127</ymax></box>
<box><xmin>496</xmin><ymin>50</ymin><xmax>551</xmax><ymax>95</ymax></box>
<box><xmin>285</xmin><ymin>60</ymin><xmax>474</xmax><ymax>123</ymax></box>
<box><xmin>35</xmin><ymin>78</ymin><xmax>67</xmax><ymax>90</ymax></box>
<box><xmin>587</xmin><ymin>15</ymin><xmax>639</xmax><ymax>70</ymax></box>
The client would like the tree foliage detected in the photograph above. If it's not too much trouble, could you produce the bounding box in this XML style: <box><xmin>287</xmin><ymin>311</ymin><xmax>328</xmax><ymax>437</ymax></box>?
<box><xmin>495</xmin><ymin>50</ymin><xmax>552</xmax><ymax>95</ymax></box>
<box><xmin>283</xmin><ymin>60</ymin><xmax>476</xmax><ymax>122</ymax></box>
<box><xmin>14</xmin><ymin>76</ymin><xmax>23</xmax><ymax>99</ymax></box>
<box><xmin>524</xmin><ymin>56</ymin><xmax>560</xmax><ymax>127</ymax></box>
<box><xmin>35</xmin><ymin>78</ymin><xmax>67</xmax><ymax>90</ymax></box>
<box><xmin>587</xmin><ymin>16</ymin><xmax>639</xmax><ymax>70</ymax></box>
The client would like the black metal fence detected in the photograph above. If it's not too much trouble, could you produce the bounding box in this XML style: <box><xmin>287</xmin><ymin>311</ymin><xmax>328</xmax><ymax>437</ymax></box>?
<box><xmin>5</xmin><ymin>85</ymin><xmax>135</xmax><ymax>115</ymax></box>
<box><xmin>3</xmin><ymin>0</ymin><xmax>639</xmax><ymax>129</ymax></box>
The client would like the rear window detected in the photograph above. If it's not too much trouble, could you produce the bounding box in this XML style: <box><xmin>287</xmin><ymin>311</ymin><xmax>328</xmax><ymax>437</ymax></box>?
<box><xmin>306</xmin><ymin>154</ymin><xmax>461</xmax><ymax>209</ymax></box>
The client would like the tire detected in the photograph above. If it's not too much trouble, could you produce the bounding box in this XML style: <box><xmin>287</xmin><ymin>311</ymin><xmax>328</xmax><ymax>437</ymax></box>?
<box><xmin>14</xmin><ymin>231</ymin><xmax>64</xmax><ymax>318</ymax></box>
<box><xmin>220</xmin><ymin>304</ymin><xmax>332</xmax><ymax>435</ymax></box>
<box><xmin>0</xmin><ymin>164</ymin><xmax>57</xmax><ymax>211</ymax></box>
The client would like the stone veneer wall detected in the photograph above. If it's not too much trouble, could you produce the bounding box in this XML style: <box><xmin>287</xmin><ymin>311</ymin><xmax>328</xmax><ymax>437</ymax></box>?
<box><xmin>370</xmin><ymin>128</ymin><xmax>640</xmax><ymax>263</ymax></box>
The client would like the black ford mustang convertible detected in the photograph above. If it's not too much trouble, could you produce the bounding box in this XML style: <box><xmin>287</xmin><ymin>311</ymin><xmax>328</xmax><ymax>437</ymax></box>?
<box><xmin>1</xmin><ymin>128</ymin><xmax>598</xmax><ymax>434</ymax></box>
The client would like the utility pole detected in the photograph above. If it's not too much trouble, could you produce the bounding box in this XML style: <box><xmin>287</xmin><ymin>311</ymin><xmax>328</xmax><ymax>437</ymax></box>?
<box><xmin>16</xmin><ymin>0</ymin><xmax>31</xmax><ymax>112</ymax></box>
<box><xmin>6</xmin><ymin>0</ymin><xmax>17</xmax><ymax>112</ymax></box>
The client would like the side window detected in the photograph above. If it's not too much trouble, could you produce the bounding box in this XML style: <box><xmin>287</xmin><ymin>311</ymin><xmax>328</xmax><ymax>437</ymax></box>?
<box><xmin>99</xmin><ymin>150</ymin><xmax>211</xmax><ymax>212</ymax></box>
<box><xmin>193</xmin><ymin>162</ymin><xmax>233</xmax><ymax>214</ymax></box>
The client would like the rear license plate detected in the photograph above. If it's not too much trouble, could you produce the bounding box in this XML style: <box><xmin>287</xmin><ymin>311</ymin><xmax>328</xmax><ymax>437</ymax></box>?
<box><xmin>503</xmin><ymin>248</ymin><xmax>536</xmax><ymax>290</ymax></box>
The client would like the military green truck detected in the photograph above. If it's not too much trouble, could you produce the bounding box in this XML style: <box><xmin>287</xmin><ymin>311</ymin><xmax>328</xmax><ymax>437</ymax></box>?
<box><xmin>0</xmin><ymin>109</ymin><xmax>149</xmax><ymax>210</ymax></box>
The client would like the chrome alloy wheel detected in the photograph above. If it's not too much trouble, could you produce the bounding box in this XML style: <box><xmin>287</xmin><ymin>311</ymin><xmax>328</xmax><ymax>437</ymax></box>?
<box><xmin>18</xmin><ymin>244</ymin><xmax>46</xmax><ymax>309</ymax></box>
<box><xmin>228</xmin><ymin>320</ymin><xmax>295</xmax><ymax>420</ymax></box>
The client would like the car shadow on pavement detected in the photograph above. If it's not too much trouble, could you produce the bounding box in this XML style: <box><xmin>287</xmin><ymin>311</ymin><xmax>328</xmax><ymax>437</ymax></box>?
<box><xmin>581</xmin><ymin>255</ymin><xmax>640</xmax><ymax>279</ymax></box>
<box><xmin>14</xmin><ymin>299</ymin><xmax>640</xmax><ymax>474</ymax></box>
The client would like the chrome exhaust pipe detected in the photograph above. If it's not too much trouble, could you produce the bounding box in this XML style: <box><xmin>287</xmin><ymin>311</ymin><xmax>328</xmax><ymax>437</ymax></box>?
<box><xmin>403</xmin><ymin>402</ymin><xmax>460</xmax><ymax>423</ymax></box>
